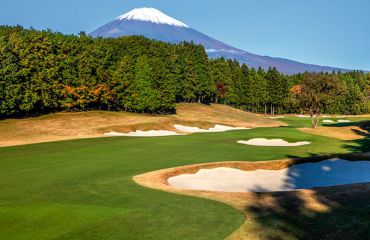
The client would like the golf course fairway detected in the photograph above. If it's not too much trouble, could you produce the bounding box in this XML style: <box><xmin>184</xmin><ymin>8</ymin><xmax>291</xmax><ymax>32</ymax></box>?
<box><xmin>0</xmin><ymin>125</ymin><xmax>369</xmax><ymax>239</ymax></box>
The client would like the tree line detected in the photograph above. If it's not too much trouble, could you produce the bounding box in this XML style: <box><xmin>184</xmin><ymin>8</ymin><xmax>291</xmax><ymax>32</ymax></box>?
<box><xmin>1</xmin><ymin>26</ymin><xmax>369</xmax><ymax>118</ymax></box>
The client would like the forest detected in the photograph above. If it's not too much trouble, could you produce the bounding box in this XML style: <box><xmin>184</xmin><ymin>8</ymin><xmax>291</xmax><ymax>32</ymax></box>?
<box><xmin>0</xmin><ymin>25</ymin><xmax>369</xmax><ymax>118</ymax></box>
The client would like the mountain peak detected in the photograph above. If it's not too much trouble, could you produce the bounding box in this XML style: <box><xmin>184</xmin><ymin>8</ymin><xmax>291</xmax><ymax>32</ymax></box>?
<box><xmin>91</xmin><ymin>8</ymin><xmax>347</xmax><ymax>74</ymax></box>
<box><xmin>116</xmin><ymin>8</ymin><xmax>189</xmax><ymax>28</ymax></box>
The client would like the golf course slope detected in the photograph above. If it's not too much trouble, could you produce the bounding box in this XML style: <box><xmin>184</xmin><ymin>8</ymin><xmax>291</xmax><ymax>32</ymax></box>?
<box><xmin>1</xmin><ymin>110</ymin><xmax>369</xmax><ymax>239</ymax></box>
<box><xmin>0</xmin><ymin>103</ymin><xmax>282</xmax><ymax>147</ymax></box>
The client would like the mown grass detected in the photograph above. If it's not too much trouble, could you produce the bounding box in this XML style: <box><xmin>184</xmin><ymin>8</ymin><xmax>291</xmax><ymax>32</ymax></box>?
<box><xmin>279</xmin><ymin>115</ymin><xmax>370</xmax><ymax>128</ymax></box>
<box><xmin>0</xmin><ymin>125</ymin><xmax>360</xmax><ymax>240</ymax></box>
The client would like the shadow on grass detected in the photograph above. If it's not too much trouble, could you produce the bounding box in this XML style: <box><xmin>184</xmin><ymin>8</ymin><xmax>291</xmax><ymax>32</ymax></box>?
<box><xmin>345</xmin><ymin>121</ymin><xmax>370</xmax><ymax>153</ymax></box>
<box><xmin>244</xmin><ymin>183</ymin><xmax>370</xmax><ymax>240</ymax></box>
<box><xmin>241</xmin><ymin>122</ymin><xmax>370</xmax><ymax>239</ymax></box>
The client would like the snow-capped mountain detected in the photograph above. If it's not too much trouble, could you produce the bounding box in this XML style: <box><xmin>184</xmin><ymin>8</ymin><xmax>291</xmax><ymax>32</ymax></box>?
<box><xmin>116</xmin><ymin>8</ymin><xmax>188</xmax><ymax>28</ymax></box>
<box><xmin>90</xmin><ymin>7</ymin><xmax>346</xmax><ymax>74</ymax></box>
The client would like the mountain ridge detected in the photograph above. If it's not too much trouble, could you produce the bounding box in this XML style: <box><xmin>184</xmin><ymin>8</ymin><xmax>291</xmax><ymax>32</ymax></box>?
<box><xmin>90</xmin><ymin>7</ymin><xmax>348</xmax><ymax>74</ymax></box>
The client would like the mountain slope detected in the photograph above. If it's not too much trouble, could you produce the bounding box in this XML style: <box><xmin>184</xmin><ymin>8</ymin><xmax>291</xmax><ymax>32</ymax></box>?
<box><xmin>90</xmin><ymin>7</ymin><xmax>346</xmax><ymax>74</ymax></box>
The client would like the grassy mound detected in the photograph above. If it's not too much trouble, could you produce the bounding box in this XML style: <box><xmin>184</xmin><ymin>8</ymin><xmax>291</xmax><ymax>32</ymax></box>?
<box><xmin>0</xmin><ymin>103</ymin><xmax>282</xmax><ymax>147</ymax></box>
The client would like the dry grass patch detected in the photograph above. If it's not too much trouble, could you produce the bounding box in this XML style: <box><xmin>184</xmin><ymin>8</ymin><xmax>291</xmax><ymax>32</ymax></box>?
<box><xmin>0</xmin><ymin>111</ymin><xmax>168</xmax><ymax>147</ymax></box>
<box><xmin>300</xmin><ymin>126</ymin><xmax>369</xmax><ymax>140</ymax></box>
<box><xmin>176</xmin><ymin>103</ymin><xmax>281</xmax><ymax>128</ymax></box>
<box><xmin>0</xmin><ymin>103</ymin><xmax>283</xmax><ymax>147</ymax></box>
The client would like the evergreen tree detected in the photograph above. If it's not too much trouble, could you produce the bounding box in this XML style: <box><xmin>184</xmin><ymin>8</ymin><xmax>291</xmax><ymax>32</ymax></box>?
<box><xmin>124</xmin><ymin>55</ymin><xmax>159</xmax><ymax>113</ymax></box>
<box><xmin>0</xmin><ymin>25</ymin><xmax>369</xmax><ymax>118</ymax></box>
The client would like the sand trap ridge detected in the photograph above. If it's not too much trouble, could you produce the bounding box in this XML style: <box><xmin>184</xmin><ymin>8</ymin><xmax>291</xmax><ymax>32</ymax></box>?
<box><xmin>104</xmin><ymin>130</ymin><xmax>182</xmax><ymax>137</ymax></box>
<box><xmin>104</xmin><ymin>124</ymin><xmax>248</xmax><ymax>137</ymax></box>
<box><xmin>323</xmin><ymin>120</ymin><xmax>335</xmax><ymax>123</ymax></box>
<box><xmin>237</xmin><ymin>138</ymin><xmax>310</xmax><ymax>147</ymax></box>
<box><xmin>323</xmin><ymin>119</ymin><xmax>351</xmax><ymax>123</ymax></box>
<box><xmin>173</xmin><ymin>124</ymin><xmax>248</xmax><ymax>133</ymax></box>
<box><xmin>269</xmin><ymin>116</ymin><xmax>285</xmax><ymax>119</ymax></box>
<box><xmin>168</xmin><ymin>159</ymin><xmax>370</xmax><ymax>192</ymax></box>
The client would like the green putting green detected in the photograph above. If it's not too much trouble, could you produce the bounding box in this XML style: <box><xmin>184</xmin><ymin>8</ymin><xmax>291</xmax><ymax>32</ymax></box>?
<box><xmin>0</xmin><ymin>127</ymin><xmax>363</xmax><ymax>239</ymax></box>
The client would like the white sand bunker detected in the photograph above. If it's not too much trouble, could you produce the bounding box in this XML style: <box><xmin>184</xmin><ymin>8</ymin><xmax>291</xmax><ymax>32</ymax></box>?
<box><xmin>104</xmin><ymin>130</ymin><xmax>182</xmax><ymax>137</ymax></box>
<box><xmin>297</xmin><ymin>115</ymin><xmax>310</xmax><ymax>118</ymax></box>
<box><xmin>237</xmin><ymin>138</ymin><xmax>310</xmax><ymax>147</ymax></box>
<box><xmin>323</xmin><ymin>119</ymin><xmax>351</xmax><ymax>123</ymax></box>
<box><xmin>323</xmin><ymin>120</ymin><xmax>335</xmax><ymax>123</ymax></box>
<box><xmin>173</xmin><ymin>124</ymin><xmax>248</xmax><ymax>133</ymax></box>
<box><xmin>168</xmin><ymin>159</ymin><xmax>370</xmax><ymax>192</ymax></box>
<box><xmin>337</xmin><ymin>119</ymin><xmax>351</xmax><ymax>123</ymax></box>
<box><xmin>269</xmin><ymin>116</ymin><xmax>285</xmax><ymax>119</ymax></box>
<box><xmin>104</xmin><ymin>124</ymin><xmax>248</xmax><ymax>137</ymax></box>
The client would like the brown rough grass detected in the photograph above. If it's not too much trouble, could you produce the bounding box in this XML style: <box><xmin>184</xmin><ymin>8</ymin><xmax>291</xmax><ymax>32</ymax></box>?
<box><xmin>0</xmin><ymin>103</ymin><xmax>283</xmax><ymax>147</ymax></box>
<box><xmin>133</xmin><ymin>154</ymin><xmax>370</xmax><ymax>240</ymax></box>
<box><xmin>175</xmin><ymin>103</ymin><xmax>280</xmax><ymax>128</ymax></box>
<box><xmin>300</xmin><ymin>126</ymin><xmax>369</xmax><ymax>140</ymax></box>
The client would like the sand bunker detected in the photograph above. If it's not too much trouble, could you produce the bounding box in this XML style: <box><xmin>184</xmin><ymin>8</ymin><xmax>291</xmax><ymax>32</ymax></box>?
<box><xmin>104</xmin><ymin>124</ymin><xmax>248</xmax><ymax>137</ymax></box>
<box><xmin>297</xmin><ymin>115</ymin><xmax>335</xmax><ymax>119</ymax></box>
<box><xmin>173</xmin><ymin>124</ymin><xmax>248</xmax><ymax>133</ymax></box>
<box><xmin>168</xmin><ymin>159</ymin><xmax>370</xmax><ymax>192</ymax></box>
<box><xmin>269</xmin><ymin>116</ymin><xmax>285</xmax><ymax>119</ymax></box>
<box><xmin>323</xmin><ymin>120</ymin><xmax>335</xmax><ymax>123</ymax></box>
<box><xmin>104</xmin><ymin>130</ymin><xmax>182</xmax><ymax>137</ymax></box>
<box><xmin>297</xmin><ymin>115</ymin><xmax>311</xmax><ymax>118</ymax></box>
<box><xmin>237</xmin><ymin>138</ymin><xmax>310</xmax><ymax>147</ymax></box>
<box><xmin>323</xmin><ymin>119</ymin><xmax>351</xmax><ymax>123</ymax></box>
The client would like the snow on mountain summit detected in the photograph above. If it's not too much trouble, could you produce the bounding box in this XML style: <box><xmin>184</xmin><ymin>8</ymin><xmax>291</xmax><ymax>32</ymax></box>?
<box><xmin>116</xmin><ymin>8</ymin><xmax>189</xmax><ymax>28</ymax></box>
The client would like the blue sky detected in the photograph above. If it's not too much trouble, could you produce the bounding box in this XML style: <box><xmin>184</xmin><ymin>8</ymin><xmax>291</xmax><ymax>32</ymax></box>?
<box><xmin>1</xmin><ymin>0</ymin><xmax>369</xmax><ymax>70</ymax></box>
